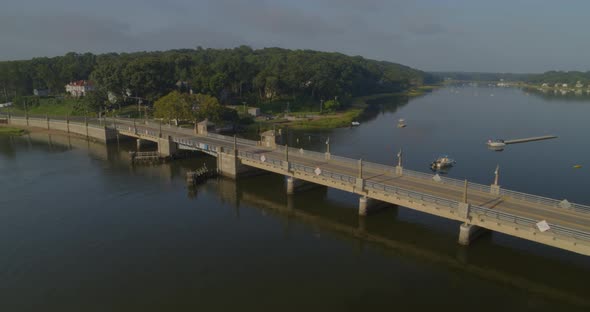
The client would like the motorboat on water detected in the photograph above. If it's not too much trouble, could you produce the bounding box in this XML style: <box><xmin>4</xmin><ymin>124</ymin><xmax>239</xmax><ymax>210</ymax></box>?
<box><xmin>351</xmin><ymin>121</ymin><xmax>360</xmax><ymax>126</ymax></box>
<box><xmin>397</xmin><ymin>118</ymin><xmax>406</xmax><ymax>128</ymax></box>
<box><xmin>430</xmin><ymin>155</ymin><xmax>456</xmax><ymax>170</ymax></box>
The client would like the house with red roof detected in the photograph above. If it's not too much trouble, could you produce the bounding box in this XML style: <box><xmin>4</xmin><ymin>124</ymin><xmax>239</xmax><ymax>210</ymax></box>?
<box><xmin>65</xmin><ymin>80</ymin><xmax>94</xmax><ymax>97</ymax></box>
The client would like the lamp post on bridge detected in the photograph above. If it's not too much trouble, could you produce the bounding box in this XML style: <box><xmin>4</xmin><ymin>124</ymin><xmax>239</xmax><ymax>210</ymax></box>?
<box><xmin>463</xmin><ymin>179</ymin><xmax>468</xmax><ymax>203</ymax></box>
<box><xmin>358</xmin><ymin>158</ymin><xmax>363</xmax><ymax>180</ymax></box>
<box><xmin>325</xmin><ymin>137</ymin><xmax>331</xmax><ymax>161</ymax></box>
<box><xmin>491</xmin><ymin>164</ymin><xmax>501</xmax><ymax>195</ymax></box>
<box><xmin>285</xmin><ymin>143</ymin><xmax>289</xmax><ymax>162</ymax></box>
<box><xmin>494</xmin><ymin>165</ymin><xmax>500</xmax><ymax>186</ymax></box>
<box><xmin>396</xmin><ymin>148</ymin><xmax>404</xmax><ymax>175</ymax></box>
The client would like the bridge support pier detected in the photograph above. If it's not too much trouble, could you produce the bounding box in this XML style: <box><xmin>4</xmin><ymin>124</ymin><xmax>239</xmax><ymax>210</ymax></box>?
<box><xmin>358</xmin><ymin>196</ymin><xmax>389</xmax><ymax>216</ymax></box>
<box><xmin>157</xmin><ymin>136</ymin><xmax>177</xmax><ymax>157</ymax></box>
<box><xmin>286</xmin><ymin>176</ymin><xmax>321</xmax><ymax>194</ymax></box>
<box><xmin>458</xmin><ymin>223</ymin><xmax>488</xmax><ymax>246</ymax></box>
<box><xmin>217</xmin><ymin>152</ymin><xmax>264</xmax><ymax>179</ymax></box>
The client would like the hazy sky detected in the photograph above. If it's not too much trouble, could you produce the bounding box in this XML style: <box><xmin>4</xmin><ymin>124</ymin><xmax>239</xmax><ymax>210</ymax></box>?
<box><xmin>1</xmin><ymin>0</ymin><xmax>589</xmax><ymax>73</ymax></box>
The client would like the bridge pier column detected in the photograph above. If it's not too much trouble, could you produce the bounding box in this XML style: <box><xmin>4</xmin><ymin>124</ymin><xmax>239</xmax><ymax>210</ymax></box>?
<box><xmin>286</xmin><ymin>176</ymin><xmax>296</xmax><ymax>195</ymax></box>
<box><xmin>286</xmin><ymin>176</ymin><xmax>319</xmax><ymax>194</ymax></box>
<box><xmin>458</xmin><ymin>223</ymin><xmax>488</xmax><ymax>246</ymax></box>
<box><xmin>358</xmin><ymin>196</ymin><xmax>389</xmax><ymax>216</ymax></box>
<box><xmin>157</xmin><ymin>135</ymin><xmax>177</xmax><ymax>157</ymax></box>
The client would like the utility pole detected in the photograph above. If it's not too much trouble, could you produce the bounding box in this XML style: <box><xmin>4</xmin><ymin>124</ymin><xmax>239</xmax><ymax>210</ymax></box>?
<box><xmin>320</xmin><ymin>99</ymin><xmax>324</xmax><ymax>113</ymax></box>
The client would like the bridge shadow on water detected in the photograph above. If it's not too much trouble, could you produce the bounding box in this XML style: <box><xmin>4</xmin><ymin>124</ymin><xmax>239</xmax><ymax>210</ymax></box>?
<box><xmin>192</xmin><ymin>172</ymin><xmax>590</xmax><ymax>309</ymax></box>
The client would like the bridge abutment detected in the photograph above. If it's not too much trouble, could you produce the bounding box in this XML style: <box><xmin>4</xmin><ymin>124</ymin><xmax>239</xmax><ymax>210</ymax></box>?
<box><xmin>458</xmin><ymin>223</ymin><xmax>488</xmax><ymax>246</ymax></box>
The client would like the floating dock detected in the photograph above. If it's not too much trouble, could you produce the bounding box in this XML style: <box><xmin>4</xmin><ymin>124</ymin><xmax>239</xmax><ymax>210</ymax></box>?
<box><xmin>504</xmin><ymin>135</ymin><xmax>557</xmax><ymax>145</ymax></box>
<box><xmin>130</xmin><ymin>151</ymin><xmax>166</xmax><ymax>164</ymax></box>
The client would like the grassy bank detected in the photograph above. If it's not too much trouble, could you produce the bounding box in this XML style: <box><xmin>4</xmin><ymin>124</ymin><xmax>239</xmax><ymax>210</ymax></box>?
<box><xmin>257</xmin><ymin>85</ymin><xmax>439</xmax><ymax>131</ymax></box>
<box><xmin>0</xmin><ymin>126</ymin><xmax>27</xmax><ymax>136</ymax></box>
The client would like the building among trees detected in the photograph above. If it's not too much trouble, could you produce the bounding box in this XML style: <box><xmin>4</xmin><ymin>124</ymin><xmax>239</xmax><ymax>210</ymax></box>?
<box><xmin>65</xmin><ymin>80</ymin><xmax>94</xmax><ymax>97</ymax></box>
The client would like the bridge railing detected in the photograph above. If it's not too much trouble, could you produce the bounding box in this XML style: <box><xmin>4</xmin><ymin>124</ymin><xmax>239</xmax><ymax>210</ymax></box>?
<box><xmin>498</xmin><ymin>189</ymin><xmax>590</xmax><ymax>214</ymax></box>
<box><xmin>275</xmin><ymin>145</ymin><xmax>328</xmax><ymax>162</ymax></box>
<box><xmin>240</xmin><ymin>152</ymin><xmax>590</xmax><ymax>243</ymax></box>
<box><xmin>470</xmin><ymin>205</ymin><xmax>590</xmax><ymax>241</ymax></box>
<box><xmin>365</xmin><ymin>180</ymin><xmax>460</xmax><ymax>210</ymax></box>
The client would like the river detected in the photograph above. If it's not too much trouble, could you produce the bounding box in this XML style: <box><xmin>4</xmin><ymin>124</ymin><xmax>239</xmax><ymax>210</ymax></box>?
<box><xmin>1</xmin><ymin>86</ymin><xmax>589</xmax><ymax>311</ymax></box>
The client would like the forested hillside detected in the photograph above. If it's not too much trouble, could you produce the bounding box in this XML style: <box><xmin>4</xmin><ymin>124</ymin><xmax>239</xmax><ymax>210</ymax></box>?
<box><xmin>0</xmin><ymin>46</ymin><xmax>437</xmax><ymax>105</ymax></box>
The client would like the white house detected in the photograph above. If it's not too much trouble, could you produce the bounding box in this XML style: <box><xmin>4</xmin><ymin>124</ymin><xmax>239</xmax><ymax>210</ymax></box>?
<box><xmin>575</xmin><ymin>81</ymin><xmax>584</xmax><ymax>88</ymax></box>
<box><xmin>65</xmin><ymin>80</ymin><xmax>94</xmax><ymax>97</ymax></box>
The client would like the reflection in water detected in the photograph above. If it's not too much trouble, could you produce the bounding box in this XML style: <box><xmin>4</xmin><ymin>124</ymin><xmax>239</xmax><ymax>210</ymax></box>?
<box><xmin>199</xmin><ymin>175</ymin><xmax>590</xmax><ymax>308</ymax></box>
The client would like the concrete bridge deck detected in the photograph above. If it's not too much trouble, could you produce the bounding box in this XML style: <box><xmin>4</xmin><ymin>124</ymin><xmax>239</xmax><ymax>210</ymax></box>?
<box><xmin>4</xmin><ymin>114</ymin><xmax>590</xmax><ymax>256</ymax></box>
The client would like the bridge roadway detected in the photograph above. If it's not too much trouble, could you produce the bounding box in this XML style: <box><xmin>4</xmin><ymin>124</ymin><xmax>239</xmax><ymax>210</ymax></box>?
<box><xmin>4</xmin><ymin>115</ymin><xmax>590</xmax><ymax>255</ymax></box>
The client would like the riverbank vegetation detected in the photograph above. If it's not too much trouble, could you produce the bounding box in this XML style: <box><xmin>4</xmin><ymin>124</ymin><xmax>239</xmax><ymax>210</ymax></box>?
<box><xmin>0</xmin><ymin>126</ymin><xmax>27</xmax><ymax>136</ymax></box>
<box><xmin>0</xmin><ymin>46</ymin><xmax>440</xmax><ymax>129</ymax></box>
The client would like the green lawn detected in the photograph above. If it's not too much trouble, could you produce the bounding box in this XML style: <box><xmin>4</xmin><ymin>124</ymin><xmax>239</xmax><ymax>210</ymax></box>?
<box><xmin>5</xmin><ymin>97</ymin><xmax>147</xmax><ymax>118</ymax></box>
<box><xmin>6</xmin><ymin>98</ymin><xmax>78</xmax><ymax>116</ymax></box>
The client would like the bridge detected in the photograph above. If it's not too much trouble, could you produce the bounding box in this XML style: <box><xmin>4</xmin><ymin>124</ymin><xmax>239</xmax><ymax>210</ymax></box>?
<box><xmin>3</xmin><ymin>113</ymin><xmax>590</xmax><ymax>256</ymax></box>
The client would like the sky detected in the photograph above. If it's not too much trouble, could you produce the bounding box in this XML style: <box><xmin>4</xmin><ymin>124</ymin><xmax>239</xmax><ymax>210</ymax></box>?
<box><xmin>1</xmin><ymin>0</ymin><xmax>589</xmax><ymax>73</ymax></box>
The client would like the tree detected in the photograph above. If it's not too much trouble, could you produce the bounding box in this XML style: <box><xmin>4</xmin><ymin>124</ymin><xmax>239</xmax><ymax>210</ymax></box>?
<box><xmin>153</xmin><ymin>91</ymin><xmax>192</xmax><ymax>125</ymax></box>
<box><xmin>323</xmin><ymin>99</ymin><xmax>341</xmax><ymax>112</ymax></box>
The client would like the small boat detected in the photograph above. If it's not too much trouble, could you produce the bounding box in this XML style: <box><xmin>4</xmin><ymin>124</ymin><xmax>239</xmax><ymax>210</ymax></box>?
<box><xmin>351</xmin><ymin>121</ymin><xmax>360</xmax><ymax>126</ymax></box>
<box><xmin>574</xmin><ymin>165</ymin><xmax>583</xmax><ymax>169</ymax></box>
<box><xmin>397</xmin><ymin>118</ymin><xmax>406</xmax><ymax>128</ymax></box>
<box><xmin>430</xmin><ymin>155</ymin><xmax>456</xmax><ymax>170</ymax></box>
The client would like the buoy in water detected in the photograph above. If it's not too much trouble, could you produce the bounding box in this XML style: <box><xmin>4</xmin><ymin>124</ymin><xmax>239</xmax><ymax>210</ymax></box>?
<box><xmin>573</xmin><ymin>165</ymin><xmax>582</xmax><ymax>169</ymax></box>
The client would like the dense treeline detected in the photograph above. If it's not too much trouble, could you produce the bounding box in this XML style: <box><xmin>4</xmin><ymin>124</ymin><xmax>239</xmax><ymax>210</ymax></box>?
<box><xmin>0</xmin><ymin>46</ymin><xmax>437</xmax><ymax>105</ymax></box>
<box><xmin>527</xmin><ymin>71</ymin><xmax>590</xmax><ymax>85</ymax></box>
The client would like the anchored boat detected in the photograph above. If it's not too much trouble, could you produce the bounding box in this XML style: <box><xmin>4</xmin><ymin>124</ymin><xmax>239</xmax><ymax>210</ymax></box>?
<box><xmin>430</xmin><ymin>155</ymin><xmax>456</xmax><ymax>170</ymax></box>
<box><xmin>351</xmin><ymin>121</ymin><xmax>360</xmax><ymax>126</ymax></box>
<box><xmin>397</xmin><ymin>118</ymin><xmax>406</xmax><ymax>128</ymax></box>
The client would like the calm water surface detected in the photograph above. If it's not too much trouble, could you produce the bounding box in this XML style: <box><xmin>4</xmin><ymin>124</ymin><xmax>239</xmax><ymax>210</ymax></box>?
<box><xmin>1</xmin><ymin>86</ymin><xmax>590</xmax><ymax>311</ymax></box>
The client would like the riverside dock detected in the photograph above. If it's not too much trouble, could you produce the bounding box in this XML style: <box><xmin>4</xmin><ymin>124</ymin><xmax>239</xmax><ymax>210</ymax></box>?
<box><xmin>505</xmin><ymin>135</ymin><xmax>557</xmax><ymax>144</ymax></box>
